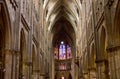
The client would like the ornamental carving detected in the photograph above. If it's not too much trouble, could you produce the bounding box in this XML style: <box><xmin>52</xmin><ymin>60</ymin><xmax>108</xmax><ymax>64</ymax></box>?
<box><xmin>10</xmin><ymin>0</ymin><xmax>18</xmax><ymax>10</ymax></box>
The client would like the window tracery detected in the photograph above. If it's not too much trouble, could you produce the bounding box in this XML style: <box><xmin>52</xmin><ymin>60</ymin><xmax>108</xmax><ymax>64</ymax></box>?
<box><xmin>54</xmin><ymin>41</ymin><xmax>72</xmax><ymax>60</ymax></box>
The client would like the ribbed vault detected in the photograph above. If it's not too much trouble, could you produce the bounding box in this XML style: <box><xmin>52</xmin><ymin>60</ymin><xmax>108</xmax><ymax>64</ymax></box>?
<box><xmin>43</xmin><ymin>0</ymin><xmax>82</xmax><ymax>31</ymax></box>
<box><xmin>52</xmin><ymin>18</ymin><xmax>76</xmax><ymax>47</ymax></box>
<box><xmin>44</xmin><ymin>2</ymin><xmax>82</xmax><ymax>78</ymax></box>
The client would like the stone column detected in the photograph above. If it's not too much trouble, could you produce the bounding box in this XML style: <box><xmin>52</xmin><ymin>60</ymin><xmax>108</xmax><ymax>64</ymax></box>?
<box><xmin>14</xmin><ymin>51</ymin><xmax>20</xmax><ymax>79</ymax></box>
<box><xmin>32</xmin><ymin>70</ymin><xmax>40</xmax><ymax>79</ymax></box>
<box><xmin>40</xmin><ymin>73</ymin><xmax>45</xmax><ymax>79</ymax></box>
<box><xmin>3</xmin><ymin>49</ymin><xmax>13</xmax><ymax>79</ymax></box>
<box><xmin>108</xmin><ymin>51</ymin><xmax>117</xmax><ymax>79</ymax></box>
<box><xmin>83</xmin><ymin>72</ymin><xmax>88</xmax><ymax>79</ymax></box>
<box><xmin>23</xmin><ymin>62</ymin><xmax>29</xmax><ymax>79</ymax></box>
<box><xmin>107</xmin><ymin>46</ymin><xmax>120</xmax><ymax>79</ymax></box>
<box><xmin>96</xmin><ymin>59</ymin><xmax>109</xmax><ymax>79</ymax></box>
<box><xmin>16</xmin><ymin>58</ymin><xmax>28</xmax><ymax>79</ymax></box>
<box><xmin>25</xmin><ymin>62</ymin><xmax>32</xmax><ymax>79</ymax></box>
<box><xmin>88</xmin><ymin>68</ymin><xmax>96</xmax><ymax>79</ymax></box>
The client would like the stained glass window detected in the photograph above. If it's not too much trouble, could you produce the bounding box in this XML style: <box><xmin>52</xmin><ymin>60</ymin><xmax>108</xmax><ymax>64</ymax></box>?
<box><xmin>54</xmin><ymin>41</ymin><xmax>72</xmax><ymax>60</ymax></box>
<box><xmin>54</xmin><ymin>47</ymin><xmax>58</xmax><ymax>59</ymax></box>
<box><xmin>67</xmin><ymin>45</ymin><xmax>72</xmax><ymax>59</ymax></box>
<box><xmin>59</xmin><ymin>42</ymin><xmax>66</xmax><ymax>60</ymax></box>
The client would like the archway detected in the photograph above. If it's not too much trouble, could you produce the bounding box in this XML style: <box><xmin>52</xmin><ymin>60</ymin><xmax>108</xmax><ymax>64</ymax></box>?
<box><xmin>19</xmin><ymin>30</ymin><xmax>26</xmax><ymax>79</ymax></box>
<box><xmin>0</xmin><ymin>3</ymin><xmax>11</xmax><ymax>79</ymax></box>
<box><xmin>110</xmin><ymin>1</ymin><xmax>120</xmax><ymax>79</ymax></box>
<box><xmin>114</xmin><ymin>1</ymin><xmax>120</xmax><ymax>44</ymax></box>
<box><xmin>99</xmin><ymin>27</ymin><xmax>109</xmax><ymax>79</ymax></box>
<box><xmin>100</xmin><ymin>27</ymin><xmax>107</xmax><ymax>59</ymax></box>
<box><xmin>32</xmin><ymin>45</ymin><xmax>36</xmax><ymax>72</ymax></box>
<box><xmin>32</xmin><ymin>45</ymin><xmax>37</xmax><ymax>79</ymax></box>
<box><xmin>52</xmin><ymin>19</ymin><xmax>76</xmax><ymax>79</ymax></box>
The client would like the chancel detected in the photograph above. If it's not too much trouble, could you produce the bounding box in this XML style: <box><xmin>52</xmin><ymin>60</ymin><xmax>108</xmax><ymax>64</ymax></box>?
<box><xmin>0</xmin><ymin>0</ymin><xmax>120</xmax><ymax>79</ymax></box>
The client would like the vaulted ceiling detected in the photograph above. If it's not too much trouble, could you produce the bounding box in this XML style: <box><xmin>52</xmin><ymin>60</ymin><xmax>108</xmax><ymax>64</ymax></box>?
<box><xmin>43</xmin><ymin>0</ymin><xmax>82</xmax><ymax>46</ymax></box>
<box><xmin>43</xmin><ymin>0</ymin><xmax>82</xmax><ymax>30</ymax></box>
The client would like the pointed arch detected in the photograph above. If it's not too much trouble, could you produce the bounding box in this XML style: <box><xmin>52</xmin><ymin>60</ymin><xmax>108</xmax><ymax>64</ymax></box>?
<box><xmin>0</xmin><ymin>1</ymin><xmax>12</xmax><ymax>78</ymax></box>
<box><xmin>32</xmin><ymin>44</ymin><xmax>37</xmax><ymax>72</ymax></box>
<box><xmin>100</xmin><ymin>27</ymin><xmax>107</xmax><ymax>59</ymax></box>
<box><xmin>20</xmin><ymin>29</ymin><xmax>27</xmax><ymax>61</ymax></box>
<box><xmin>19</xmin><ymin>29</ymin><xmax>27</xmax><ymax>79</ymax></box>
<box><xmin>0</xmin><ymin>1</ymin><xmax>12</xmax><ymax>49</ymax></box>
<box><xmin>114</xmin><ymin>1</ymin><xmax>120</xmax><ymax>44</ymax></box>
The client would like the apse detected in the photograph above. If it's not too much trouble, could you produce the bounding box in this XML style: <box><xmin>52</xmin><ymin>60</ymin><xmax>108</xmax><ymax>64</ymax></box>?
<box><xmin>51</xmin><ymin>16</ymin><xmax>75</xmax><ymax>79</ymax></box>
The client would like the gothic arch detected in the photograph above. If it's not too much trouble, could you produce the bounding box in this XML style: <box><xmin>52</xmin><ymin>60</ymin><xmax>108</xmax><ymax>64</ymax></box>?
<box><xmin>99</xmin><ymin>26</ymin><xmax>109</xmax><ymax>79</ymax></box>
<box><xmin>0</xmin><ymin>1</ymin><xmax>12</xmax><ymax>78</ymax></box>
<box><xmin>0</xmin><ymin>1</ymin><xmax>12</xmax><ymax>49</ymax></box>
<box><xmin>114</xmin><ymin>0</ymin><xmax>120</xmax><ymax>44</ymax></box>
<box><xmin>100</xmin><ymin>27</ymin><xmax>108</xmax><ymax>59</ymax></box>
<box><xmin>19</xmin><ymin>29</ymin><xmax>27</xmax><ymax>79</ymax></box>
<box><xmin>112</xmin><ymin>1</ymin><xmax>120</xmax><ymax>78</ymax></box>
<box><xmin>32</xmin><ymin>44</ymin><xmax>37</xmax><ymax>73</ymax></box>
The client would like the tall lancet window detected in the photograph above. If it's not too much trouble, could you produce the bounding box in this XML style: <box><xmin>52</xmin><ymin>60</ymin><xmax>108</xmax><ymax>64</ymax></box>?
<box><xmin>67</xmin><ymin>45</ymin><xmax>72</xmax><ymax>59</ymax></box>
<box><xmin>54</xmin><ymin>41</ymin><xmax>72</xmax><ymax>70</ymax></box>
<box><xmin>54</xmin><ymin>41</ymin><xmax>72</xmax><ymax>60</ymax></box>
<box><xmin>59</xmin><ymin>41</ymin><xmax>66</xmax><ymax>60</ymax></box>
<box><xmin>54</xmin><ymin>46</ymin><xmax>58</xmax><ymax>59</ymax></box>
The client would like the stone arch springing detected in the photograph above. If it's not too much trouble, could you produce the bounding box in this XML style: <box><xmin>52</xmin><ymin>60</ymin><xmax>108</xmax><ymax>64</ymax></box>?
<box><xmin>32</xmin><ymin>45</ymin><xmax>37</xmax><ymax>74</ymax></box>
<box><xmin>100</xmin><ymin>27</ymin><xmax>107</xmax><ymax>59</ymax></box>
<box><xmin>19</xmin><ymin>29</ymin><xmax>26</xmax><ymax>79</ymax></box>
<box><xmin>99</xmin><ymin>26</ymin><xmax>109</xmax><ymax>79</ymax></box>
